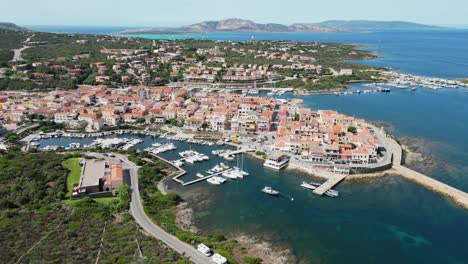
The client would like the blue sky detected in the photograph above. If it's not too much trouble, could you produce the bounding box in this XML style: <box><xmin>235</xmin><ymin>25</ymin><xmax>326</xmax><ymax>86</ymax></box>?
<box><xmin>1</xmin><ymin>0</ymin><xmax>467</xmax><ymax>27</ymax></box>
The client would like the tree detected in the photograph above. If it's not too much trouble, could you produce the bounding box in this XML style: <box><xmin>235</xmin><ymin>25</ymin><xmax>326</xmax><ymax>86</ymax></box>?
<box><xmin>135</xmin><ymin>117</ymin><xmax>146</xmax><ymax>124</ymax></box>
<box><xmin>347</xmin><ymin>126</ymin><xmax>357</xmax><ymax>133</ymax></box>
<box><xmin>294</xmin><ymin>112</ymin><xmax>300</xmax><ymax>121</ymax></box>
<box><xmin>5</xmin><ymin>131</ymin><xmax>18</xmax><ymax>142</ymax></box>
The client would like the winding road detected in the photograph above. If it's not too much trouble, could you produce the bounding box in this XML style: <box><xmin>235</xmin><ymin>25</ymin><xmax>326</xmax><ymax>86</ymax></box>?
<box><xmin>11</xmin><ymin>34</ymin><xmax>35</xmax><ymax>62</ymax></box>
<box><xmin>114</xmin><ymin>154</ymin><xmax>211</xmax><ymax>264</ymax></box>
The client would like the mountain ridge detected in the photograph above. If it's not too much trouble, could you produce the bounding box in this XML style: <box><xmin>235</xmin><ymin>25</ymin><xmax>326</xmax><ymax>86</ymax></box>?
<box><xmin>319</xmin><ymin>20</ymin><xmax>448</xmax><ymax>30</ymax></box>
<box><xmin>0</xmin><ymin>22</ymin><xmax>28</xmax><ymax>32</ymax></box>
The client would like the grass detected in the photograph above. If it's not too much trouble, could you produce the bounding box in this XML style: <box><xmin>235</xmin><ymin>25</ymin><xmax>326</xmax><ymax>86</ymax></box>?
<box><xmin>64</xmin><ymin>197</ymin><xmax>117</xmax><ymax>206</ymax></box>
<box><xmin>62</xmin><ymin>157</ymin><xmax>118</xmax><ymax>205</ymax></box>
<box><xmin>62</xmin><ymin>157</ymin><xmax>81</xmax><ymax>197</ymax></box>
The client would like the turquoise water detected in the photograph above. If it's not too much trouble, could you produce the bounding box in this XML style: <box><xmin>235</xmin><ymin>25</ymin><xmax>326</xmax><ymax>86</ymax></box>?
<box><xmin>34</xmin><ymin>28</ymin><xmax>468</xmax><ymax>263</ymax></box>
<box><xmin>39</xmin><ymin>134</ymin><xmax>468</xmax><ymax>263</ymax></box>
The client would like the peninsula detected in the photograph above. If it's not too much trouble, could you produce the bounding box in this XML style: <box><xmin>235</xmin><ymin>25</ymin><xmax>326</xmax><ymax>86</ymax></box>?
<box><xmin>119</xmin><ymin>18</ymin><xmax>449</xmax><ymax>35</ymax></box>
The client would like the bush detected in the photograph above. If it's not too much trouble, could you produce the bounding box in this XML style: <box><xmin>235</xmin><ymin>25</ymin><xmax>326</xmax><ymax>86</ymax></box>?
<box><xmin>244</xmin><ymin>256</ymin><xmax>263</xmax><ymax>264</ymax></box>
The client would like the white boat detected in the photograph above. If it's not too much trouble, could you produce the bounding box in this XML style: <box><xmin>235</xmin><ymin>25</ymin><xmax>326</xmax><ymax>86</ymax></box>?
<box><xmin>301</xmin><ymin>181</ymin><xmax>317</xmax><ymax>190</ymax></box>
<box><xmin>207</xmin><ymin>176</ymin><xmax>226</xmax><ymax>185</ymax></box>
<box><xmin>233</xmin><ymin>167</ymin><xmax>248</xmax><ymax>176</ymax></box>
<box><xmin>174</xmin><ymin>160</ymin><xmax>184</xmax><ymax>167</ymax></box>
<box><xmin>152</xmin><ymin>143</ymin><xmax>162</xmax><ymax>147</ymax></box>
<box><xmin>196</xmin><ymin>173</ymin><xmax>205</xmax><ymax>178</ymax></box>
<box><xmin>185</xmin><ymin>157</ymin><xmax>195</xmax><ymax>164</ymax></box>
<box><xmin>262</xmin><ymin>186</ymin><xmax>279</xmax><ymax>196</ymax></box>
<box><xmin>222</xmin><ymin>170</ymin><xmax>239</xmax><ymax>179</ymax></box>
<box><xmin>325</xmin><ymin>189</ymin><xmax>340</xmax><ymax>197</ymax></box>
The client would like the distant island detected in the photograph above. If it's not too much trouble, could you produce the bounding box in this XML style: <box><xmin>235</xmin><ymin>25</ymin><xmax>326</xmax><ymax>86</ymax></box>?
<box><xmin>319</xmin><ymin>20</ymin><xmax>449</xmax><ymax>31</ymax></box>
<box><xmin>119</xmin><ymin>18</ymin><xmax>339</xmax><ymax>34</ymax></box>
<box><xmin>119</xmin><ymin>18</ymin><xmax>449</xmax><ymax>35</ymax></box>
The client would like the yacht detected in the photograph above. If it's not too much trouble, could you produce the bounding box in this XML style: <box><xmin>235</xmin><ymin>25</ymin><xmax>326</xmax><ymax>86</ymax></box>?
<box><xmin>196</xmin><ymin>173</ymin><xmax>205</xmax><ymax>178</ymax></box>
<box><xmin>262</xmin><ymin>186</ymin><xmax>279</xmax><ymax>196</ymax></box>
<box><xmin>263</xmin><ymin>153</ymin><xmax>289</xmax><ymax>170</ymax></box>
<box><xmin>207</xmin><ymin>176</ymin><xmax>226</xmax><ymax>185</ymax></box>
<box><xmin>300</xmin><ymin>181</ymin><xmax>317</xmax><ymax>190</ymax></box>
<box><xmin>224</xmin><ymin>155</ymin><xmax>235</xmax><ymax>161</ymax></box>
<box><xmin>174</xmin><ymin>160</ymin><xmax>184</xmax><ymax>167</ymax></box>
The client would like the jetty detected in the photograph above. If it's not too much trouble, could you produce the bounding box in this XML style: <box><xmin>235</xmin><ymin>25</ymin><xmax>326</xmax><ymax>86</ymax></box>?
<box><xmin>394</xmin><ymin>165</ymin><xmax>468</xmax><ymax>209</ymax></box>
<box><xmin>312</xmin><ymin>171</ymin><xmax>347</xmax><ymax>196</ymax></box>
<box><xmin>180</xmin><ymin>169</ymin><xmax>233</xmax><ymax>186</ymax></box>
<box><xmin>219</xmin><ymin>147</ymin><xmax>255</xmax><ymax>158</ymax></box>
<box><xmin>148</xmin><ymin>153</ymin><xmax>187</xmax><ymax>185</ymax></box>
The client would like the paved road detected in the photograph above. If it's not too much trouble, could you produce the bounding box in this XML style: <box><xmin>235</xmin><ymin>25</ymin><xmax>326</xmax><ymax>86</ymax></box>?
<box><xmin>15</xmin><ymin>123</ymin><xmax>40</xmax><ymax>135</ymax></box>
<box><xmin>368</xmin><ymin>123</ymin><xmax>402</xmax><ymax>166</ymax></box>
<box><xmin>113</xmin><ymin>154</ymin><xmax>211</xmax><ymax>264</ymax></box>
<box><xmin>11</xmin><ymin>34</ymin><xmax>34</xmax><ymax>62</ymax></box>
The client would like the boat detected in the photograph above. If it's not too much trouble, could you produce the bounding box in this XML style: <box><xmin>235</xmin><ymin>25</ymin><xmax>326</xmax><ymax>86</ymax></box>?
<box><xmin>300</xmin><ymin>181</ymin><xmax>317</xmax><ymax>190</ymax></box>
<box><xmin>207</xmin><ymin>176</ymin><xmax>226</xmax><ymax>185</ymax></box>
<box><xmin>262</xmin><ymin>186</ymin><xmax>279</xmax><ymax>196</ymax></box>
<box><xmin>411</xmin><ymin>87</ymin><xmax>417</xmax><ymax>91</ymax></box>
<box><xmin>30</xmin><ymin>141</ymin><xmax>40</xmax><ymax>147</ymax></box>
<box><xmin>222</xmin><ymin>170</ymin><xmax>238</xmax><ymax>179</ymax></box>
<box><xmin>174</xmin><ymin>160</ymin><xmax>184</xmax><ymax>167</ymax></box>
<box><xmin>196</xmin><ymin>173</ymin><xmax>205</xmax><ymax>178</ymax></box>
<box><xmin>224</xmin><ymin>155</ymin><xmax>235</xmax><ymax>161</ymax></box>
<box><xmin>325</xmin><ymin>189</ymin><xmax>340</xmax><ymax>197</ymax></box>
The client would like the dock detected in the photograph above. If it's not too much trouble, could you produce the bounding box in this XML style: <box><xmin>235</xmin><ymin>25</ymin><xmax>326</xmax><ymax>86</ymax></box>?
<box><xmin>219</xmin><ymin>147</ymin><xmax>255</xmax><ymax>158</ymax></box>
<box><xmin>180</xmin><ymin>169</ymin><xmax>233</xmax><ymax>186</ymax></box>
<box><xmin>148</xmin><ymin>153</ymin><xmax>187</xmax><ymax>185</ymax></box>
<box><xmin>312</xmin><ymin>172</ymin><xmax>347</xmax><ymax>196</ymax></box>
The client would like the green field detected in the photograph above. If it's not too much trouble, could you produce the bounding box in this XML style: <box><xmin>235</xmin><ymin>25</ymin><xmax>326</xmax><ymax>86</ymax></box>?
<box><xmin>62</xmin><ymin>157</ymin><xmax>81</xmax><ymax>197</ymax></box>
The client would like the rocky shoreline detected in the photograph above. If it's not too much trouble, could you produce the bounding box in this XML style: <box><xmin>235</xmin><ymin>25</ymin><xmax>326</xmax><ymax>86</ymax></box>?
<box><xmin>174</xmin><ymin>191</ymin><xmax>295</xmax><ymax>263</ymax></box>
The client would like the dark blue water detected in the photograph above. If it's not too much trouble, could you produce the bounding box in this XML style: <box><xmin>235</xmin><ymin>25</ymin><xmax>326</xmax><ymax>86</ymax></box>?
<box><xmin>34</xmin><ymin>27</ymin><xmax>468</xmax><ymax>263</ymax></box>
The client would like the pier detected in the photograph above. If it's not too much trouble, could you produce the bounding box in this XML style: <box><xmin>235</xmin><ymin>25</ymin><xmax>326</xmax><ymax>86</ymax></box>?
<box><xmin>180</xmin><ymin>169</ymin><xmax>233</xmax><ymax>186</ymax></box>
<box><xmin>148</xmin><ymin>153</ymin><xmax>187</xmax><ymax>185</ymax></box>
<box><xmin>312</xmin><ymin>172</ymin><xmax>347</xmax><ymax>196</ymax></box>
<box><xmin>219</xmin><ymin>147</ymin><xmax>255</xmax><ymax>158</ymax></box>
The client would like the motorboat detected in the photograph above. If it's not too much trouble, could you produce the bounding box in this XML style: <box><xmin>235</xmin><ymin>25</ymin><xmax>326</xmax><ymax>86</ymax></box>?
<box><xmin>174</xmin><ymin>160</ymin><xmax>184</xmax><ymax>167</ymax></box>
<box><xmin>262</xmin><ymin>186</ymin><xmax>279</xmax><ymax>196</ymax></box>
<box><xmin>325</xmin><ymin>189</ymin><xmax>340</xmax><ymax>197</ymax></box>
<box><xmin>196</xmin><ymin>173</ymin><xmax>205</xmax><ymax>178</ymax></box>
<box><xmin>207</xmin><ymin>176</ymin><xmax>226</xmax><ymax>185</ymax></box>
<box><xmin>300</xmin><ymin>181</ymin><xmax>317</xmax><ymax>190</ymax></box>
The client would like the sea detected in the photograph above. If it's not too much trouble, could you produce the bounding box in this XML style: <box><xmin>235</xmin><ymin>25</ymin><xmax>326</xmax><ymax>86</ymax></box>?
<box><xmin>34</xmin><ymin>26</ymin><xmax>468</xmax><ymax>263</ymax></box>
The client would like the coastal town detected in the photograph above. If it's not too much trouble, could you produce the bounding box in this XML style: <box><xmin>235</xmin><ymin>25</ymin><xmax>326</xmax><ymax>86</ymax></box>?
<box><xmin>1</xmin><ymin>84</ymin><xmax>384</xmax><ymax>171</ymax></box>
